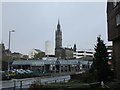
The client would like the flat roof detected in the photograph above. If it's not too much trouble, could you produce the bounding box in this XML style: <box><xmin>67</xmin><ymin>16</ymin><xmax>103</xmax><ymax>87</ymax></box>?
<box><xmin>12</xmin><ymin>59</ymin><xmax>92</xmax><ymax>66</ymax></box>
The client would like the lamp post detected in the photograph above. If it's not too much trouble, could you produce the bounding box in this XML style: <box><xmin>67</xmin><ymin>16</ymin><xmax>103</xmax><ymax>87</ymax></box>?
<box><xmin>8</xmin><ymin>30</ymin><xmax>15</xmax><ymax>72</ymax></box>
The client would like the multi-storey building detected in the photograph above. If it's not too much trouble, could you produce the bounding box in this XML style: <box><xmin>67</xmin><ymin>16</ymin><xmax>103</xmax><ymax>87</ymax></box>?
<box><xmin>107</xmin><ymin>0</ymin><xmax>120</xmax><ymax>81</ymax></box>
<box><xmin>106</xmin><ymin>45</ymin><xmax>113</xmax><ymax>61</ymax></box>
<box><xmin>73</xmin><ymin>49</ymin><xmax>95</xmax><ymax>60</ymax></box>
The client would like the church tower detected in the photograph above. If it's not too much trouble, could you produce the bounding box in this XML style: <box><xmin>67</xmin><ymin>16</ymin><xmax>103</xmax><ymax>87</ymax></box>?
<box><xmin>55</xmin><ymin>19</ymin><xmax>62</xmax><ymax>49</ymax></box>
<box><xmin>73</xmin><ymin>44</ymin><xmax>77</xmax><ymax>52</ymax></box>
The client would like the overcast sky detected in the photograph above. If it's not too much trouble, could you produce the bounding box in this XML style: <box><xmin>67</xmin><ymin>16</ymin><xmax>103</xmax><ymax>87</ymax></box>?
<box><xmin>2</xmin><ymin>2</ymin><xmax>111</xmax><ymax>55</ymax></box>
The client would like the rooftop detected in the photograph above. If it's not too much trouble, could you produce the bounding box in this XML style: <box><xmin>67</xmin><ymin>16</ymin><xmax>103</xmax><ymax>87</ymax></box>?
<box><xmin>12</xmin><ymin>59</ymin><xmax>93</xmax><ymax>66</ymax></box>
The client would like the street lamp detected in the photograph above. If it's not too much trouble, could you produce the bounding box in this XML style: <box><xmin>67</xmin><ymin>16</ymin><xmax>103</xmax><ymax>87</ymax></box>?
<box><xmin>8</xmin><ymin>30</ymin><xmax>15</xmax><ymax>72</ymax></box>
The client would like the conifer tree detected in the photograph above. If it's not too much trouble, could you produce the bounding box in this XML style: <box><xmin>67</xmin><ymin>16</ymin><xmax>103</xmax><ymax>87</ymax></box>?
<box><xmin>91</xmin><ymin>36</ymin><xmax>111</xmax><ymax>83</ymax></box>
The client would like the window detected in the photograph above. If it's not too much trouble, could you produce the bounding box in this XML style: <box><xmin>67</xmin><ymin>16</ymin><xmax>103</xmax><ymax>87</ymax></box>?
<box><xmin>116</xmin><ymin>13</ymin><xmax>120</xmax><ymax>26</ymax></box>
<box><xmin>86</xmin><ymin>52</ymin><xmax>93</xmax><ymax>54</ymax></box>
<box><xmin>77</xmin><ymin>55</ymin><xmax>84</xmax><ymax>56</ymax></box>
<box><xmin>86</xmin><ymin>55</ymin><xmax>93</xmax><ymax>57</ymax></box>
<box><xmin>113</xmin><ymin>0</ymin><xmax>120</xmax><ymax>7</ymax></box>
<box><xmin>78</xmin><ymin>51</ymin><xmax>84</xmax><ymax>53</ymax></box>
<box><xmin>113</xmin><ymin>0</ymin><xmax>117</xmax><ymax>7</ymax></box>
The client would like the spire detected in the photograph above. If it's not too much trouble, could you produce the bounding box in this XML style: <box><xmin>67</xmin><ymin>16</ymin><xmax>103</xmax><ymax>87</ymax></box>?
<box><xmin>58</xmin><ymin>19</ymin><xmax>60</xmax><ymax>25</ymax></box>
<box><xmin>73</xmin><ymin>44</ymin><xmax>77</xmax><ymax>52</ymax></box>
<box><xmin>57</xmin><ymin>19</ymin><xmax>60</xmax><ymax>30</ymax></box>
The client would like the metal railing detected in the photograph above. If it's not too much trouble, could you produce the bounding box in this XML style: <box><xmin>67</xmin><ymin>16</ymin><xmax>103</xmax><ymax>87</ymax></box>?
<box><xmin>1</xmin><ymin>75</ymin><xmax>70</xmax><ymax>89</ymax></box>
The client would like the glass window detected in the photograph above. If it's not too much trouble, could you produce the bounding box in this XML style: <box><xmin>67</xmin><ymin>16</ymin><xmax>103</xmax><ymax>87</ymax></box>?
<box><xmin>78</xmin><ymin>51</ymin><xmax>84</xmax><ymax>53</ymax></box>
<box><xmin>113</xmin><ymin>0</ymin><xmax>117</xmax><ymax>7</ymax></box>
<box><xmin>116</xmin><ymin>13</ymin><xmax>120</xmax><ymax>26</ymax></box>
<box><xmin>113</xmin><ymin>0</ymin><xmax>120</xmax><ymax>7</ymax></box>
<box><xmin>86</xmin><ymin>52</ymin><xmax>93</xmax><ymax>54</ymax></box>
<box><xmin>77</xmin><ymin>55</ymin><xmax>84</xmax><ymax>56</ymax></box>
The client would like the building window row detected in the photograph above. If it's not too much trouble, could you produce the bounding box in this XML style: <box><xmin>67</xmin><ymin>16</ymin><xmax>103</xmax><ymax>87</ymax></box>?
<box><xmin>86</xmin><ymin>52</ymin><xmax>93</xmax><ymax>54</ymax></box>
<box><xmin>77</xmin><ymin>51</ymin><xmax>84</xmax><ymax>53</ymax></box>
<box><xmin>77</xmin><ymin>55</ymin><xmax>84</xmax><ymax>56</ymax></box>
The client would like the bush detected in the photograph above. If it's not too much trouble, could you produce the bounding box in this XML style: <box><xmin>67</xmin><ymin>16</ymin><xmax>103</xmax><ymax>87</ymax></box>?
<box><xmin>28</xmin><ymin>81</ymin><xmax>45</xmax><ymax>90</ymax></box>
<box><xmin>71</xmin><ymin>70</ymin><xmax>97</xmax><ymax>83</ymax></box>
<box><xmin>107</xmin><ymin>82</ymin><xmax>120</xmax><ymax>88</ymax></box>
<box><xmin>2</xmin><ymin>73</ymin><xmax>12</xmax><ymax>80</ymax></box>
<box><xmin>80</xmin><ymin>70</ymin><xmax>97</xmax><ymax>83</ymax></box>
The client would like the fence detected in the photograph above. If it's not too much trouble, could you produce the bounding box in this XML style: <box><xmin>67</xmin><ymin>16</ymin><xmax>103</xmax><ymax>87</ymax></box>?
<box><xmin>1</xmin><ymin>75</ymin><xmax>70</xmax><ymax>89</ymax></box>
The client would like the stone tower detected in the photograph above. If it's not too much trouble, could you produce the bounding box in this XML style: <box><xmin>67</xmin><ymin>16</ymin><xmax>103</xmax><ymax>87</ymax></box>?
<box><xmin>55</xmin><ymin>19</ymin><xmax>62</xmax><ymax>49</ymax></box>
<box><xmin>73</xmin><ymin>44</ymin><xmax>76</xmax><ymax>52</ymax></box>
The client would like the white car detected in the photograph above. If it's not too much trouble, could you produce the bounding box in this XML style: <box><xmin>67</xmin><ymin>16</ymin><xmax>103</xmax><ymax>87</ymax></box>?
<box><xmin>26</xmin><ymin>69</ymin><xmax>33</xmax><ymax>73</ymax></box>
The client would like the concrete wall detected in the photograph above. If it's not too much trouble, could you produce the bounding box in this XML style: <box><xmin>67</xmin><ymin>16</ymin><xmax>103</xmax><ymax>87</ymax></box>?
<box><xmin>113</xmin><ymin>39</ymin><xmax>120</xmax><ymax>81</ymax></box>
<box><xmin>107</xmin><ymin>2</ymin><xmax>120</xmax><ymax>81</ymax></box>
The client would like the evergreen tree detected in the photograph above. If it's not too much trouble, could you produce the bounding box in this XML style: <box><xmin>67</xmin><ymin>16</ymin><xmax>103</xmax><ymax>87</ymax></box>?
<box><xmin>90</xmin><ymin>36</ymin><xmax>111</xmax><ymax>83</ymax></box>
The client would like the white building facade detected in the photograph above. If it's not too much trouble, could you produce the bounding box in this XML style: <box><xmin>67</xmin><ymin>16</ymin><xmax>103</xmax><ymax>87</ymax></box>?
<box><xmin>45</xmin><ymin>40</ymin><xmax>55</xmax><ymax>56</ymax></box>
<box><xmin>28</xmin><ymin>49</ymin><xmax>43</xmax><ymax>59</ymax></box>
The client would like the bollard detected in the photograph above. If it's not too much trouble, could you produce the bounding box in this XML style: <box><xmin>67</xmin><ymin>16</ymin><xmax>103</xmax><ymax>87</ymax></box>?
<box><xmin>64</xmin><ymin>78</ymin><xmax>65</xmax><ymax>83</ymax></box>
<box><xmin>40</xmin><ymin>79</ymin><xmax>41</xmax><ymax>85</ymax></box>
<box><xmin>55</xmin><ymin>80</ymin><xmax>57</xmax><ymax>83</ymax></box>
<box><xmin>20</xmin><ymin>80</ymin><xmax>22</xmax><ymax>90</ymax></box>
<box><xmin>45</xmin><ymin>82</ymin><xmax>47</xmax><ymax>85</ymax></box>
<box><xmin>14</xmin><ymin>80</ymin><xmax>16</xmax><ymax>90</ymax></box>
